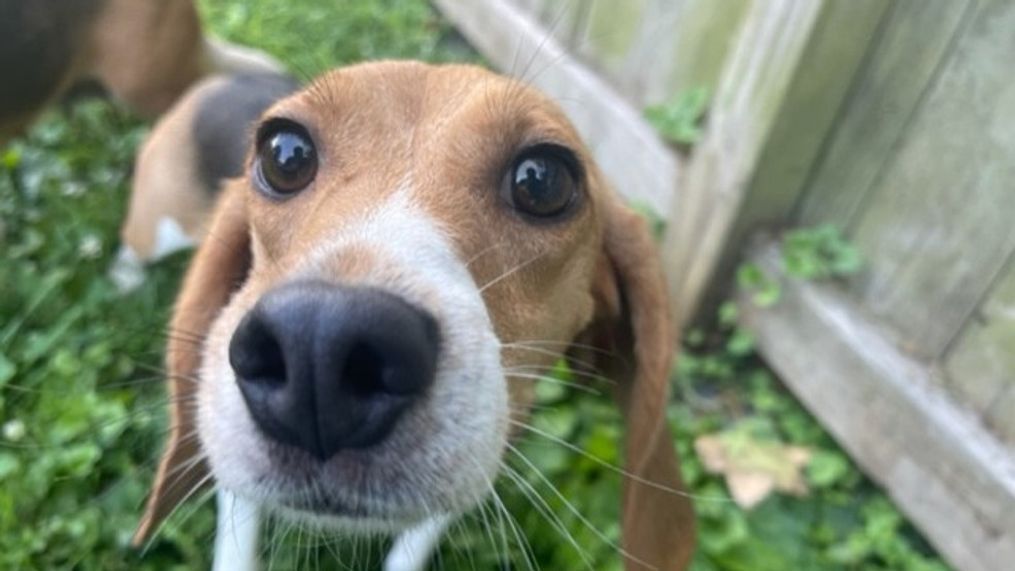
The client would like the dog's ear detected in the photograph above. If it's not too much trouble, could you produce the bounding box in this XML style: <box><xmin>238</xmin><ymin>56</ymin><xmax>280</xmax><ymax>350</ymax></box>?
<box><xmin>573</xmin><ymin>198</ymin><xmax>696</xmax><ymax>570</ymax></box>
<box><xmin>133</xmin><ymin>184</ymin><xmax>250</xmax><ymax>545</ymax></box>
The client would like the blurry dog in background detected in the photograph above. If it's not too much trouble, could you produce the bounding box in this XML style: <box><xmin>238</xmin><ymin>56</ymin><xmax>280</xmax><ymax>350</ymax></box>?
<box><xmin>0</xmin><ymin>0</ymin><xmax>283</xmax><ymax>144</ymax></box>
<box><xmin>0</xmin><ymin>0</ymin><xmax>297</xmax><ymax>286</ymax></box>
<box><xmin>112</xmin><ymin>72</ymin><xmax>298</xmax><ymax>290</ymax></box>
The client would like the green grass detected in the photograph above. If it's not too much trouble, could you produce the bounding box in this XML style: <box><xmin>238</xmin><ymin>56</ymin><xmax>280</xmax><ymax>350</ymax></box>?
<box><xmin>0</xmin><ymin>1</ymin><xmax>951</xmax><ymax>569</ymax></box>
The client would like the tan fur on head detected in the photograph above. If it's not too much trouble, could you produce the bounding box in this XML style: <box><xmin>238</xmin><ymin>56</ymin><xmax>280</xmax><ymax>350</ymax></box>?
<box><xmin>136</xmin><ymin>61</ymin><xmax>694</xmax><ymax>570</ymax></box>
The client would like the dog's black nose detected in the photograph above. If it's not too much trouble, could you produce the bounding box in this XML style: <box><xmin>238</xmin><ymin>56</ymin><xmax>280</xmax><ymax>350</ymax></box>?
<box><xmin>229</xmin><ymin>281</ymin><xmax>440</xmax><ymax>460</ymax></box>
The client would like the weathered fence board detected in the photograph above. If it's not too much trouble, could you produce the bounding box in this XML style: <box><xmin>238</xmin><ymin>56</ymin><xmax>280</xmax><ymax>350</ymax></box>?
<box><xmin>945</xmin><ymin>257</ymin><xmax>1015</xmax><ymax>444</ymax></box>
<box><xmin>529</xmin><ymin>0</ymin><xmax>591</xmax><ymax>53</ymax></box>
<box><xmin>662</xmin><ymin>0</ymin><xmax>823</xmax><ymax>325</ymax></box>
<box><xmin>662</xmin><ymin>0</ymin><xmax>889</xmax><ymax>325</ymax></box>
<box><xmin>796</xmin><ymin>0</ymin><xmax>972</xmax><ymax>227</ymax></box>
<box><xmin>578</xmin><ymin>0</ymin><xmax>649</xmax><ymax>74</ymax></box>
<box><xmin>986</xmin><ymin>385</ymin><xmax>1015</xmax><ymax>447</ymax></box>
<box><xmin>741</xmin><ymin>243</ymin><xmax>1015</xmax><ymax>571</ymax></box>
<box><xmin>849</xmin><ymin>0</ymin><xmax>1015</xmax><ymax>359</ymax></box>
<box><xmin>512</xmin><ymin>0</ymin><xmax>546</xmax><ymax>16</ymax></box>
<box><xmin>659</xmin><ymin>0</ymin><xmax>751</xmax><ymax>103</ymax></box>
<box><xmin>742</xmin><ymin>0</ymin><xmax>889</xmax><ymax>228</ymax></box>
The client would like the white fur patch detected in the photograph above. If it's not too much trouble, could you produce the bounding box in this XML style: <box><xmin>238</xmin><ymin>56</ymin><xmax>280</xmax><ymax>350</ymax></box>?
<box><xmin>384</xmin><ymin>515</ymin><xmax>451</xmax><ymax>571</ymax></box>
<box><xmin>152</xmin><ymin>217</ymin><xmax>196</xmax><ymax>260</ymax></box>
<box><xmin>214</xmin><ymin>490</ymin><xmax>261</xmax><ymax>571</ymax></box>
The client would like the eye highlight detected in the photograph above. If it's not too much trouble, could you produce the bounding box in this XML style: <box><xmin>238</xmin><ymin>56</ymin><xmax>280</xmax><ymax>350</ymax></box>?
<box><xmin>255</xmin><ymin>120</ymin><xmax>317</xmax><ymax>197</ymax></box>
<box><xmin>503</xmin><ymin>145</ymin><xmax>581</xmax><ymax>219</ymax></box>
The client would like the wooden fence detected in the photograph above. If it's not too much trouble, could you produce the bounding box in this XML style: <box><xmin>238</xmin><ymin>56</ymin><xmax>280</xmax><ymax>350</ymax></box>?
<box><xmin>432</xmin><ymin>1</ymin><xmax>1015</xmax><ymax>570</ymax></box>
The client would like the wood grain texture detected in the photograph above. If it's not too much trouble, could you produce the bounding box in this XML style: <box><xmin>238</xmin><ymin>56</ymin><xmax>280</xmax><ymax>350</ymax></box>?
<box><xmin>742</xmin><ymin>0</ymin><xmax>890</xmax><ymax>229</ymax></box>
<box><xmin>611</xmin><ymin>0</ymin><xmax>694</xmax><ymax>106</ymax></box>
<box><xmin>796</xmin><ymin>0</ymin><xmax>972</xmax><ymax>227</ymax></box>
<box><xmin>510</xmin><ymin>0</ymin><xmax>547</xmax><ymax>16</ymax></box>
<box><xmin>661</xmin><ymin>0</ymin><xmax>826</xmax><ymax>326</ymax></box>
<box><xmin>658</xmin><ymin>0</ymin><xmax>751</xmax><ymax>104</ymax></box>
<box><xmin>986</xmin><ymin>386</ymin><xmax>1015</xmax><ymax>445</ymax></box>
<box><xmin>741</xmin><ymin>242</ymin><xmax>1015</xmax><ymax>571</ymax></box>
<box><xmin>578</xmin><ymin>0</ymin><xmax>648</xmax><ymax>71</ymax></box>
<box><xmin>848</xmin><ymin>0</ymin><xmax>1015</xmax><ymax>359</ymax></box>
<box><xmin>944</xmin><ymin>256</ymin><xmax>1015</xmax><ymax>444</ymax></box>
<box><xmin>530</xmin><ymin>0</ymin><xmax>592</xmax><ymax>52</ymax></box>
<box><xmin>683</xmin><ymin>0</ymin><xmax>891</xmax><ymax>318</ymax></box>
<box><xmin>434</xmin><ymin>0</ymin><xmax>680</xmax><ymax>214</ymax></box>
<box><xmin>538</xmin><ymin>0</ymin><xmax>745</xmax><ymax>108</ymax></box>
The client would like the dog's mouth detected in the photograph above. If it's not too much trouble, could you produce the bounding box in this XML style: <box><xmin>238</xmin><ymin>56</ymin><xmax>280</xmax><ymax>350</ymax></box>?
<box><xmin>268</xmin><ymin>487</ymin><xmax>435</xmax><ymax>531</ymax></box>
<box><xmin>266</xmin><ymin>486</ymin><xmax>405</xmax><ymax>527</ymax></box>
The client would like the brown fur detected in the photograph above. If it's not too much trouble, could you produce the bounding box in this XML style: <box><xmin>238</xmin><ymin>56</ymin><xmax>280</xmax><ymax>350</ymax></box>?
<box><xmin>87</xmin><ymin>0</ymin><xmax>207</xmax><ymax>117</ymax></box>
<box><xmin>137</xmin><ymin>61</ymin><xmax>694</xmax><ymax>570</ymax></box>
<box><xmin>0</xmin><ymin>0</ymin><xmax>281</xmax><ymax>145</ymax></box>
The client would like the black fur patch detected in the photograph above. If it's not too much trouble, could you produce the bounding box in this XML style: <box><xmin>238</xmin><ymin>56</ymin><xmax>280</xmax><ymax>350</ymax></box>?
<box><xmin>0</xmin><ymin>0</ymin><xmax>104</xmax><ymax>117</ymax></box>
<box><xmin>192</xmin><ymin>73</ymin><xmax>300</xmax><ymax>194</ymax></box>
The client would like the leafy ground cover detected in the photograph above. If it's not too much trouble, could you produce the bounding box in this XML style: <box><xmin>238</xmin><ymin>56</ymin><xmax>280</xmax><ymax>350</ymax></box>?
<box><xmin>0</xmin><ymin>1</ymin><xmax>950</xmax><ymax>569</ymax></box>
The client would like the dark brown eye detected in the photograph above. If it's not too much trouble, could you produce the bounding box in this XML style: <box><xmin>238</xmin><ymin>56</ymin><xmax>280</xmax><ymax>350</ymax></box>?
<box><xmin>506</xmin><ymin>148</ymin><xmax>579</xmax><ymax>218</ymax></box>
<box><xmin>256</xmin><ymin>122</ymin><xmax>317</xmax><ymax>196</ymax></box>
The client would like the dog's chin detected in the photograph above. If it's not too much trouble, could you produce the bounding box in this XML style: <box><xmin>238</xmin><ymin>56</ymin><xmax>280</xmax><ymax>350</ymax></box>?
<box><xmin>206</xmin><ymin>408</ymin><xmax>504</xmax><ymax>537</ymax></box>
<box><xmin>267</xmin><ymin>501</ymin><xmax>429</xmax><ymax>535</ymax></box>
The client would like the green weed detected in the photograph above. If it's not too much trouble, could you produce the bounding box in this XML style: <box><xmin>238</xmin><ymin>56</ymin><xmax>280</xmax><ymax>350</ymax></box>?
<box><xmin>644</xmin><ymin>87</ymin><xmax>710</xmax><ymax>147</ymax></box>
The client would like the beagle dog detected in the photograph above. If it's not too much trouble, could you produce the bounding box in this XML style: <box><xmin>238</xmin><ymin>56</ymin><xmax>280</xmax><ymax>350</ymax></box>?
<box><xmin>133</xmin><ymin>60</ymin><xmax>696</xmax><ymax>571</ymax></box>
<box><xmin>0</xmin><ymin>0</ymin><xmax>281</xmax><ymax>145</ymax></box>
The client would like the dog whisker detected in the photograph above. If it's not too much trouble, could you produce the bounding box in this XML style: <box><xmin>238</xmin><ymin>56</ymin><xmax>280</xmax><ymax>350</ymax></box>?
<box><xmin>501</xmin><ymin>463</ymin><xmax>597</xmax><ymax>570</ymax></box>
<box><xmin>464</xmin><ymin>240</ymin><xmax>508</xmax><ymax>269</ymax></box>
<box><xmin>507</xmin><ymin>443</ymin><xmax>658</xmax><ymax>570</ymax></box>
<box><xmin>504</xmin><ymin>338</ymin><xmax>621</xmax><ymax>360</ymax></box>
<box><xmin>142</xmin><ymin>470</ymin><xmax>217</xmax><ymax>554</ymax></box>
<box><xmin>478</xmin><ymin>250</ymin><xmax>547</xmax><ymax>294</ymax></box>
<box><xmin>504</xmin><ymin>364</ymin><xmax>615</xmax><ymax>386</ymax></box>
<box><xmin>500</xmin><ymin>342</ymin><xmax>601</xmax><ymax>372</ymax></box>
<box><xmin>492</xmin><ymin>482</ymin><xmax>540</xmax><ymax>571</ymax></box>
<box><xmin>511</xmin><ymin>419</ymin><xmax>729</xmax><ymax>504</ymax></box>
<box><xmin>505</xmin><ymin>372</ymin><xmax>601</xmax><ymax>395</ymax></box>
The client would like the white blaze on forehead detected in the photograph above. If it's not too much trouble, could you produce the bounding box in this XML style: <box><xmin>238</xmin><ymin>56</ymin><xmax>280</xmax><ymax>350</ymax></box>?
<box><xmin>300</xmin><ymin>184</ymin><xmax>474</xmax><ymax>295</ymax></box>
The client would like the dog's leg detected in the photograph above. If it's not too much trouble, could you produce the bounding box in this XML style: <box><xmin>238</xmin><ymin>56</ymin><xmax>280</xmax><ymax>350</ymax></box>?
<box><xmin>214</xmin><ymin>489</ymin><xmax>261</xmax><ymax>571</ymax></box>
<box><xmin>383</xmin><ymin>515</ymin><xmax>451</xmax><ymax>571</ymax></box>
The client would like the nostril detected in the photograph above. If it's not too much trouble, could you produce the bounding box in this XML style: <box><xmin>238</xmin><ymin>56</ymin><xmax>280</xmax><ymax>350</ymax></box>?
<box><xmin>342</xmin><ymin>341</ymin><xmax>387</xmax><ymax>396</ymax></box>
<box><xmin>230</xmin><ymin>313</ymin><xmax>287</xmax><ymax>386</ymax></box>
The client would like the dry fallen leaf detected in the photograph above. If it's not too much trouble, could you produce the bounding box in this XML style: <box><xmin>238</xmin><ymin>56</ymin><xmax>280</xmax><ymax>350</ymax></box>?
<box><xmin>695</xmin><ymin>426</ymin><xmax>812</xmax><ymax>509</ymax></box>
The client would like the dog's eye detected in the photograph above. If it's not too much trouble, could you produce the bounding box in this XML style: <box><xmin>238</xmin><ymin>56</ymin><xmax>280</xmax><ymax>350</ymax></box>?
<box><xmin>256</xmin><ymin>122</ymin><xmax>317</xmax><ymax>196</ymax></box>
<box><xmin>506</xmin><ymin>148</ymin><xmax>578</xmax><ymax>218</ymax></box>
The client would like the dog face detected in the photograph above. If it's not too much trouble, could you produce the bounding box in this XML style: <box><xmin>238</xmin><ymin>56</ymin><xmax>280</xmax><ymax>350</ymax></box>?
<box><xmin>137</xmin><ymin>61</ymin><xmax>694</xmax><ymax>570</ymax></box>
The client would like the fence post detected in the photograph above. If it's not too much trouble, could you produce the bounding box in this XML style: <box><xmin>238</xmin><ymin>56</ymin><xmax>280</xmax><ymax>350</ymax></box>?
<box><xmin>662</xmin><ymin>0</ymin><xmax>889</xmax><ymax>326</ymax></box>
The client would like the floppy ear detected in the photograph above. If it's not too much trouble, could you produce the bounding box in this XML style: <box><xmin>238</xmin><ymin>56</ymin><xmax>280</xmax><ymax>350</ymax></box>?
<box><xmin>574</xmin><ymin>199</ymin><xmax>696</xmax><ymax>570</ymax></box>
<box><xmin>133</xmin><ymin>184</ymin><xmax>250</xmax><ymax>545</ymax></box>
